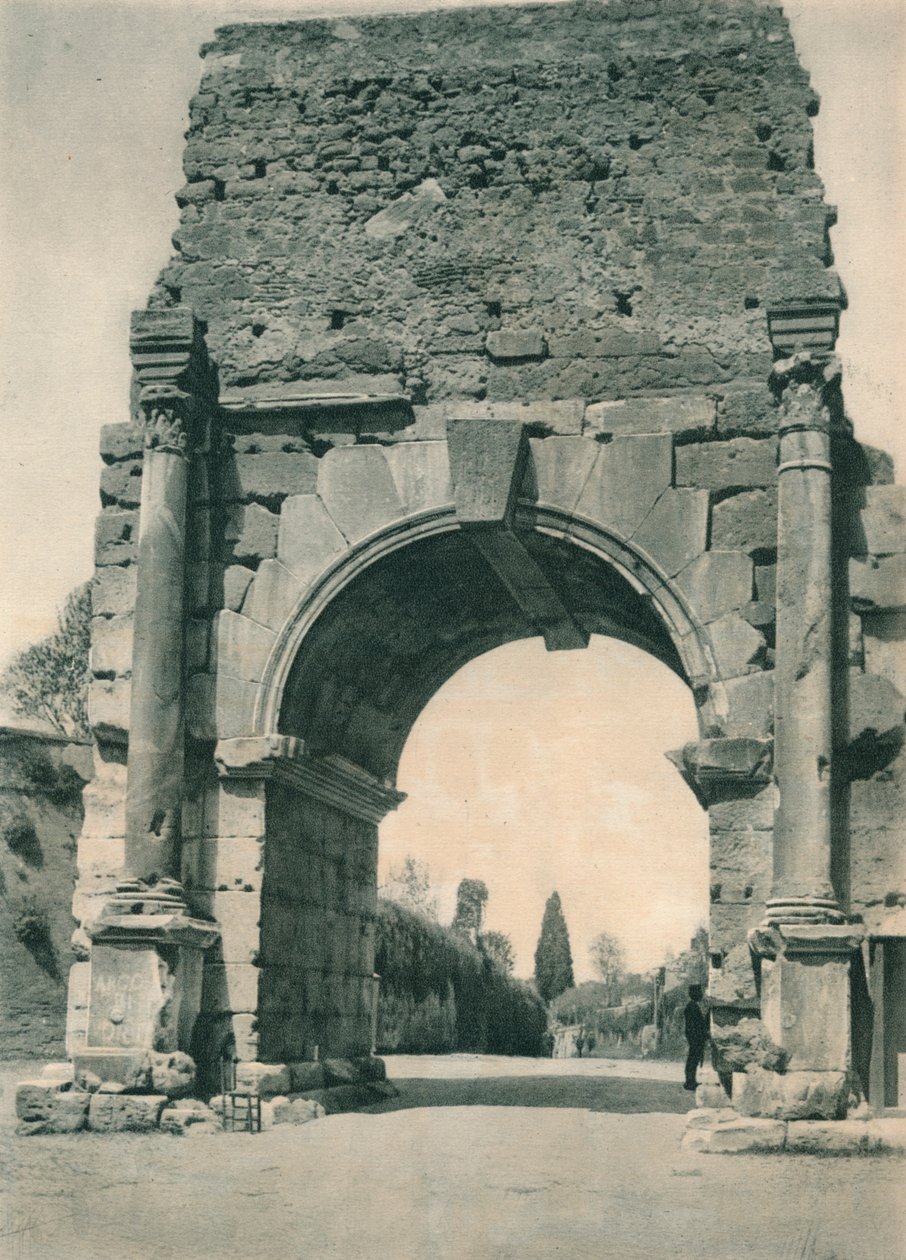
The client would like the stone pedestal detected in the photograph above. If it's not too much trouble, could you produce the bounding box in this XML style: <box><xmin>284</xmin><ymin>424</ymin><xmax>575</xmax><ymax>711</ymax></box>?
<box><xmin>77</xmin><ymin>880</ymin><xmax>219</xmax><ymax>1088</ymax></box>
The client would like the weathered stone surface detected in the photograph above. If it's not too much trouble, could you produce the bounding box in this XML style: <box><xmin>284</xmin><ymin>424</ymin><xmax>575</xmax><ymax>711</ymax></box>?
<box><xmin>224</xmin><ymin>502</ymin><xmax>279</xmax><ymax>565</ymax></box>
<box><xmin>708</xmin><ymin>785</ymin><xmax>774</xmax><ymax>833</ymax></box>
<box><xmin>159</xmin><ymin>1098</ymin><xmax>222</xmax><ymax>1135</ymax></box>
<box><xmin>92</xmin><ymin>565</ymin><xmax>137</xmax><ymax>616</ymax></box>
<box><xmin>234</xmin><ymin>1061</ymin><xmax>292</xmax><ymax>1096</ymax></box>
<box><xmin>850</xmin><ymin>554</ymin><xmax>906</xmax><ymax>611</ymax></box>
<box><xmin>277</xmin><ymin>493</ymin><xmax>348</xmax><ymax>587</ymax></box>
<box><xmin>88</xmin><ymin>1092</ymin><xmax>167</xmax><ymax>1133</ymax></box>
<box><xmin>384</xmin><ymin>441</ymin><xmax>452</xmax><ymax>515</ymax></box>
<box><xmin>734</xmin><ymin>1067</ymin><xmax>847</xmax><ymax>1121</ymax></box>
<box><xmin>363</xmin><ymin>177</ymin><xmax>445</xmax><ymax>239</ymax></box>
<box><xmin>676</xmin><ymin>551</ymin><xmax>753</xmax><ymax>623</ymax></box>
<box><xmin>271</xmin><ymin>1095</ymin><xmax>327</xmax><ymax>1124</ymax></box>
<box><xmin>848</xmin><ymin>673</ymin><xmax>905</xmax><ymax>762</ymax></box>
<box><xmin>289</xmin><ymin>1062</ymin><xmax>328</xmax><ymax>1092</ymax></box>
<box><xmin>100</xmin><ymin>460</ymin><xmax>143</xmax><ymax>508</ymax></box>
<box><xmin>222</xmin><ymin>564</ymin><xmax>255</xmax><ymax>612</ymax></box>
<box><xmin>150</xmin><ymin>1051</ymin><xmax>196</xmax><ymax>1098</ymax></box>
<box><xmin>720</xmin><ymin>671</ymin><xmax>775</xmax><ymax>739</ymax></box>
<box><xmin>89</xmin><ymin>615</ymin><xmax>133</xmax><ymax>678</ymax></box>
<box><xmin>16</xmin><ymin>1081</ymin><xmax>90</xmax><ymax>1134</ymax></box>
<box><xmin>711</xmin><ymin>488</ymin><xmax>777</xmax><ymax>553</ymax></box>
<box><xmin>681</xmin><ymin>1114</ymin><xmax>786</xmax><ymax>1153</ymax></box>
<box><xmin>213</xmin><ymin>610</ymin><xmax>276</xmax><ymax>684</ymax></box>
<box><xmin>447</xmin><ymin>417</ymin><xmax>527</xmax><ymax>525</ymax></box>
<box><xmin>184</xmin><ymin>835</ymin><xmax>264</xmax><ymax>893</ymax></box>
<box><xmin>224</xmin><ymin>451</ymin><xmax>319</xmax><ymax>503</ymax></box>
<box><xmin>862</xmin><ymin>611</ymin><xmax>906</xmax><ymax>695</ymax></box>
<box><xmin>585</xmin><ymin>395</ymin><xmax>715</xmax><ymax>438</ymax></box>
<box><xmin>88</xmin><ymin>678</ymin><xmax>130</xmax><ymax>742</ymax></box>
<box><xmin>711</xmin><ymin>1019</ymin><xmax>788</xmax><ymax>1074</ymax></box>
<box><xmin>316</xmin><ymin>445</ymin><xmax>405</xmax><ymax>542</ymax></box>
<box><xmin>754</xmin><ymin>563</ymin><xmax>776</xmax><ymax>604</ymax></box>
<box><xmin>676</xmin><ymin>438</ymin><xmax>776</xmax><ymax>490</ymax></box>
<box><xmin>715</xmin><ymin>385</ymin><xmax>777</xmax><ymax>437</ymax></box>
<box><xmin>858</xmin><ymin>486</ymin><xmax>906</xmax><ymax>556</ymax></box>
<box><xmin>241</xmin><ymin>560</ymin><xmax>303</xmax><ymax>633</ymax></box>
<box><xmin>708</xmin><ymin>614</ymin><xmax>766</xmax><ymax>677</ymax></box>
<box><xmin>203</xmin><ymin>780</ymin><xmax>266</xmax><ymax>839</ymax></box>
<box><xmin>784</xmin><ymin>1119</ymin><xmax>884</xmax><ymax>1154</ymax></box>
<box><xmin>633</xmin><ymin>489</ymin><xmax>710</xmax><ymax>577</ymax></box>
<box><xmin>447</xmin><ymin>400</ymin><xmax>583</xmax><ymax>436</ymax></box>
<box><xmin>528</xmin><ymin>436</ymin><xmax>598</xmax><ymax>512</ymax></box>
<box><xmin>100</xmin><ymin>423</ymin><xmax>144</xmax><ymax>462</ymax></box>
<box><xmin>486</xmin><ymin>329</ymin><xmax>546</xmax><ymax>360</ymax></box>
<box><xmin>581</xmin><ymin>436</ymin><xmax>675</xmax><ymax>540</ymax></box>
<box><xmin>95</xmin><ymin>509</ymin><xmax>138</xmax><ymax>566</ymax></box>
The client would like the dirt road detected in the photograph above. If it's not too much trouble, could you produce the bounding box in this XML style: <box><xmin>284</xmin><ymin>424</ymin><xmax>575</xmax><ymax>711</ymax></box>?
<box><xmin>2</xmin><ymin>1057</ymin><xmax>903</xmax><ymax>1260</ymax></box>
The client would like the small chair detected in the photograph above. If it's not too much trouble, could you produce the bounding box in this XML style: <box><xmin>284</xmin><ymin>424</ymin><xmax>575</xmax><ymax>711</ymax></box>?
<box><xmin>219</xmin><ymin>1056</ymin><xmax>262</xmax><ymax>1133</ymax></box>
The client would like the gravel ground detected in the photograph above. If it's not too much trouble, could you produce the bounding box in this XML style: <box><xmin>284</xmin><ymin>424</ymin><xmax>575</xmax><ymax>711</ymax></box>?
<box><xmin>2</xmin><ymin>1057</ymin><xmax>903</xmax><ymax>1260</ymax></box>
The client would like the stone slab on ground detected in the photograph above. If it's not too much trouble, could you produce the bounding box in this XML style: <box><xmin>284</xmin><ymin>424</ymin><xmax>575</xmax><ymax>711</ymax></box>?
<box><xmin>87</xmin><ymin>1092</ymin><xmax>167</xmax><ymax>1133</ymax></box>
<box><xmin>683</xmin><ymin>1108</ymin><xmax>906</xmax><ymax>1155</ymax></box>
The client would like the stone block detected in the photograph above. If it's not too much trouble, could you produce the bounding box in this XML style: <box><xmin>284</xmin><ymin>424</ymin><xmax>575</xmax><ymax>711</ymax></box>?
<box><xmin>720</xmin><ymin>671</ymin><xmax>775</xmax><ymax>739</ymax></box>
<box><xmin>150</xmin><ymin>1051</ymin><xmax>196</xmax><ymax>1098</ymax></box>
<box><xmin>576</xmin><ymin>435</ymin><xmax>673</xmax><ymax>540</ymax></box>
<box><xmin>186</xmin><ymin>619</ymin><xmax>209</xmax><ymax>670</ymax></box>
<box><xmin>848</xmin><ymin>672</ymin><xmax>905</xmax><ymax>756</ymax></box>
<box><xmin>224</xmin><ymin>503</ymin><xmax>279</xmax><ymax>564</ymax></box>
<box><xmin>754</xmin><ymin>563</ymin><xmax>776</xmax><ymax>604</ymax></box>
<box><xmin>708</xmin><ymin>614</ymin><xmax>766</xmax><ymax>677</ymax></box>
<box><xmin>708</xmin><ymin>943</ymin><xmax>759</xmax><ymax>1007</ymax></box>
<box><xmin>676</xmin><ymin>438</ymin><xmax>777</xmax><ymax>490</ymax></box>
<box><xmin>734</xmin><ymin>1067</ymin><xmax>847</xmax><ymax>1120</ymax></box>
<box><xmin>203</xmin><ymin>781</ymin><xmax>266</xmax><ymax>839</ymax></box>
<box><xmin>784</xmin><ymin>1119</ymin><xmax>884</xmax><ymax>1154</ymax></box>
<box><xmin>100</xmin><ymin>460</ymin><xmax>143</xmax><ymax>508</ymax></box>
<box><xmin>16</xmin><ymin>1081</ymin><xmax>91</xmax><ymax>1134</ymax></box>
<box><xmin>272</xmin><ymin>1095</ymin><xmax>327</xmax><ymax>1124</ymax></box>
<box><xmin>186</xmin><ymin>561</ymin><xmax>212</xmax><ymax>613</ymax></box>
<box><xmin>384</xmin><ymin>441</ymin><xmax>453</xmax><ymax>515</ymax></box>
<box><xmin>363</xmin><ymin>177</ymin><xmax>446</xmax><ymax>239</ymax></box>
<box><xmin>850</xmin><ymin>555</ymin><xmax>906</xmax><ymax>611</ymax></box>
<box><xmin>234</xmin><ymin>1061</ymin><xmax>291</xmax><ymax>1096</ymax></box>
<box><xmin>711</xmin><ymin>488</ymin><xmax>777</xmax><ymax>553</ymax></box>
<box><xmin>80</xmin><ymin>767</ymin><xmax>127</xmax><ymax>839</ymax></box>
<box><xmin>486</xmin><ymin>328</ymin><xmax>546</xmax><ymax>360</ymax></box>
<box><xmin>715</xmin><ymin>384</ymin><xmax>777</xmax><ymax>437</ymax></box>
<box><xmin>95</xmin><ymin>509</ymin><xmax>138</xmax><ymax>566</ymax></box>
<box><xmin>633</xmin><ymin>489</ymin><xmax>710</xmax><ymax>577</ymax></box>
<box><xmin>289</xmin><ymin>1061</ymin><xmax>328</xmax><ymax>1092</ymax></box>
<box><xmin>585</xmin><ymin>394</ymin><xmax>715</xmax><ymax>438</ymax></box>
<box><xmin>92</xmin><ymin>565</ymin><xmax>137</xmax><ymax>616</ymax></box>
<box><xmin>858</xmin><ymin>486</ymin><xmax>906</xmax><ymax>556</ymax></box>
<box><xmin>89</xmin><ymin>614</ymin><xmax>133</xmax><ymax>678</ymax></box>
<box><xmin>66</xmin><ymin>961</ymin><xmax>90</xmax><ymax>1056</ymax></box>
<box><xmin>681</xmin><ymin>1115</ymin><xmax>786</xmax><ymax>1153</ymax></box>
<box><xmin>240</xmin><ymin>560</ymin><xmax>303</xmax><ymax>633</ymax></box>
<box><xmin>711</xmin><ymin>1018</ymin><xmax>788</xmax><ymax>1074</ymax></box>
<box><xmin>224</xmin><ymin>451</ymin><xmax>319</xmax><ymax>503</ymax></box>
<box><xmin>223</xmin><ymin>565</ymin><xmax>255</xmax><ymax>612</ymax></box>
<box><xmin>213</xmin><ymin>610</ymin><xmax>276</xmax><ymax>684</ymax></box>
<box><xmin>709</xmin><ymin>829</ymin><xmax>771</xmax><ymax>893</ymax></box>
<box><xmin>447</xmin><ymin>417</ymin><xmax>527</xmax><ymax>526</ymax></box>
<box><xmin>446</xmin><ymin>400</ymin><xmax>583</xmax><ymax>436</ymax></box>
<box><xmin>707</xmin><ymin>785</ymin><xmax>774</xmax><ymax>833</ymax></box>
<box><xmin>159</xmin><ymin>1098</ymin><xmax>222</xmax><ymax>1136</ymax></box>
<box><xmin>77</xmin><ymin>836</ymin><xmax>125</xmax><ymax>885</ymax></box>
<box><xmin>676</xmin><ymin>551</ymin><xmax>754</xmax><ymax>623</ymax></box>
<box><xmin>277</xmin><ymin>493</ymin><xmax>348</xmax><ymax>589</ymax></box>
<box><xmin>862</xmin><ymin>612</ymin><xmax>906</xmax><ymax>695</ymax></box>
<box><xmin>528</xmin><ymin>436</ymin><xmax>598</xmax><ymax>512</ymax></box>
<box><xmin>316</xmin><ymin>446</ymin><xmax>405</xmax><ymax>542</ymax></box>
<box><xmin>88</xmin><ymin>1092</ymin><xmax>167</xmax><ymax>1133</ymax></box>
<box><xmin>88</xmin><ymin>678</ymin><xmax>130</xmax><ymax>742</ymax></box>
<box><xmin>202</xmin><ymin>963</ymin><xmax>261</xmax><ymax>1013</ymax></box>
<box><xmin>202</xmin><ymin>892</ymin><xmax>260</xmax><ymax>966</ymax></box>
<box><xmin>100</xmin><ymin>422</ymin><xmax>144</xmax><ymax>462</ymax></box>
<box><xmin>183</xmin><ymin>835</ymin><xmax>265</xmax><ymax>893</ymax></box>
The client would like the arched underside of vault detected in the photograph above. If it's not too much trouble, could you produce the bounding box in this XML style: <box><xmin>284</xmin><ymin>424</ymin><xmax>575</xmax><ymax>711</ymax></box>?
<box><xmin>277</xmin><ymin>528</ymin><xmax>686</xmax><ymax>783</ymax></box>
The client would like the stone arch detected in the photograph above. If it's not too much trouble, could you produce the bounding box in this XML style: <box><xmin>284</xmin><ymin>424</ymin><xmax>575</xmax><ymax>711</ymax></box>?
<box><xmin>205</xmin><ymin>429</ymin><xmax>774</xmax><ymax>1064</ymax></box>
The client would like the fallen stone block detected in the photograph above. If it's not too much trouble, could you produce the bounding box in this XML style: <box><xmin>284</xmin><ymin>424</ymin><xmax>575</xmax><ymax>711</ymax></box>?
<box><xmin>785</xmin><ymin>1119</ymin><xmax>884</xmax><ymax>1154</ymax></box>
<box><xmin>234</xmin><ymin>1061</ymin><xmax>292</xmax><ymax>1096</ymax></box>
<box><xmin>711</xmin><ymin>1018</ymin><xmax>788</xmax><ymax>1074</ymax></box>
<box><xmin>734</xmin><ymin>1067</ymin><xmax>848</xmax><ymax>1121</ymax></box>
<box><xmin>681</xmin><ymin>1115</ymin><xmax>787</xmax><ymax>1153</ymax></box>
<box><xmin>150</xmin><ymin>1051</ymin><xmax>196</xmax><ymax>1098</ymax></box>
<box><xmin>88</xmin><ymin>1092</ymin><xmax>167</xmax><ymax>1133</ymax></box>
<box><xmin>288</xmin><ymin>1061</ymin><xmax>327</xmax><ymax>1092</ymax></box>
<box><xmin>159</xmin><ymin>1098</ymin><xmax>223</xmax><ymax>1136</ymax></box>
<box><xmin>16</xmin><ymin>1081</ymin><xmax>90</xmax><ymax>1135</ymax></box>
<box><xmin>271</xmin><ymin>1095</ymin><xmax>327</xmax><ymax>1126</ymax></box>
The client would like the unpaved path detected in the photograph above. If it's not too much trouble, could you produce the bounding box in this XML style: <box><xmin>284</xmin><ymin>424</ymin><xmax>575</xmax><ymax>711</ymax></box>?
<box><xmin>2</xmin><ymin>1057</ymin><xmax>903</xmax><ymax>1260</ymax></box>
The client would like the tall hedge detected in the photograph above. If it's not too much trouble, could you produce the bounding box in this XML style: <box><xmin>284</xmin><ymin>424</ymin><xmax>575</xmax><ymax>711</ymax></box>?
<box><xmin>374</xmin><ymin>900</ymin><xmax>547</xmax><ymax>1056</ymax></box>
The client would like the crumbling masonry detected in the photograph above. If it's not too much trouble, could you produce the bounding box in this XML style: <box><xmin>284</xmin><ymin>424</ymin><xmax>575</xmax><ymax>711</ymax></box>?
<box><xmin>34</xmin><ymin>0</ymin><xmax>906</xmax><ymax>1135</ymax></box>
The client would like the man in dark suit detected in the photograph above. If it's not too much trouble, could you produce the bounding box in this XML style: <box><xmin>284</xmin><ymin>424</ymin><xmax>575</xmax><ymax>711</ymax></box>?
<box><xmin>683</xmin><ymin>984</ymin><xmax>709</xmax><ymax>1091</ymax></box>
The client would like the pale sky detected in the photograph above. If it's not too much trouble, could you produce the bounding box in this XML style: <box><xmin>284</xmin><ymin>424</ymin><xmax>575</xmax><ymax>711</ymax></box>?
<box><xmin>1</xmin><ymin>0</ymin><xmax>903</xmax><ymax>977</ymax></box>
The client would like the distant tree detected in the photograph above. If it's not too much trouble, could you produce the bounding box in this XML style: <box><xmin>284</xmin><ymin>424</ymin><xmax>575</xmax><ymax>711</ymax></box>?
<box><xmin>479</xmin><ymin>929</ymin><xmax>515</xmax><ymax>974</ymax></box>
<box><xmin>378</xmin><ymin>856</ymin><xmax>439</xmax><ymax>921</ymax></box>
<box><xmin>675</xmin><ymin>924</ymin><xmax>709</xmax><ymax>987</ymax></box>
<box><xmin>533</xmin><ymin>890</ymin><xmax>575</xmax><ymax>1003</ymax></box>
<box><xmin>0</xmin><ymin>583</ymin><xmax>91</xmax><ymax>738</ymax></box>
<box><xmin>451</xmin><ymin>878</ymin><xmax>488</xmax><ymax>942</ymax></box>
<box><xmin>589</xmin><ymin>932</ymin><xmax>626</xmax><ymax>1004</ymax></box>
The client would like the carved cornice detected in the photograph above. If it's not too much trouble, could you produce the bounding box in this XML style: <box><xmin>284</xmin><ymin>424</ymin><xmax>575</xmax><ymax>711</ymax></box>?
<box><xmin>130</xmin><ymin>307</ymin><xmax>196</xmax><ymax>388</ymax></box>
<box><xmin>748</xmin><ymin>923</ymin><xmax>863</xmax><ymax>961</ymax></box>
<box><xmin>666</xmin><ymin>737</ymin><xmax>773</xmax><ymax>808</ymax></box>
<box><xmin>214</xmin><ymin>735</ymin><xmax>406</xmax><ymax>825</ymax></box>
<box><xmin>765</xmin><ymin>300</ymin><xmax>841</xmax><ymax>358</ymax></box>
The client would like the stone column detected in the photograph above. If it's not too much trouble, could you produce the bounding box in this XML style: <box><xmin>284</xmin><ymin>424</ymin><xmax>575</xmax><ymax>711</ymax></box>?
<box><xmin>746</xmin><ymin>344</ymin><xmax>863</xmax><ymax>1119</ymax></box>
<box><xmin>78</xmin><ymin>309</ymin><xmax>220</xmax><ymax>1091</ymax></box>
<box><xmin>766</xmin><ymin>352</ymin><xmax>844</xmax><ymax>925</ymax></box>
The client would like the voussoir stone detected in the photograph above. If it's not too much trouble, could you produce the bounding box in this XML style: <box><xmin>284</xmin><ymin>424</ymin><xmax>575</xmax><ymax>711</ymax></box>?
<box><xmin>676</xmin><ymin>551</ymin><xmax>754</xmax><ymax>623</ymax></box>
<box><xmin>576</xmin><ymin>434</ymin><xmax>673</xmax><ymax>539</ymax></box>
<box><xmin>241</xmin><ymin>560</ymin><xmax>304</xmax><ymax>633</ymax></box>
<box><xmin>213</xmin><ymin>610</ymin><xmax>276</xmax><ymax>684</ymax></box>
<box><xmin>278</xmin><ymin>493</ymin><xmax>348</xmax><ymax>586</ymax></box>
<box><xmin>708</xmin><ymin>613</ymin><xmax>766</xmax><ymax>677</ymax></box>
<box><xmin>384</xmin><ymin>440</ymin><xmax>453</xmax><ymax>515</ymax></box>
<box><xmin>224</xmin><ymin>502</ymin><xmax>279</xmax><ymax>564</ymax></box>
<box><xmin>528</xmin><ymin>436</ymin><xmax>598</xmax><ymax>513</ymax></box>
<box><xmin>633</xmin><ymin>489</ymin><xmax>710</xmax><ymax>577</ymax></box>
<box><xmin>316</xmin><ymin>445</ymin><xmax>405</xmax><ymax>542</ymax></box>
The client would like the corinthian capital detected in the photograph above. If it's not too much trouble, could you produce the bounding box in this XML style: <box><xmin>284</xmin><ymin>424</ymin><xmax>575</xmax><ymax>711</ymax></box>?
<box><xmin>770</xmin><ymin>352</ymin><xmax>847</xmax><ymax>438</ymax></box>
<box><xmin>139</xmin><ymin>384</ymin><xmax>196</xmax><ymax>457</ymax></box>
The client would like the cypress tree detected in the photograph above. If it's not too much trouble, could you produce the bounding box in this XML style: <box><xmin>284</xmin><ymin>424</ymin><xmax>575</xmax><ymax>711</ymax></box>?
<box><xmin>533</xmin><ymin>890</ymin><xmax>575</xmax><ymax>1003</ymax></box>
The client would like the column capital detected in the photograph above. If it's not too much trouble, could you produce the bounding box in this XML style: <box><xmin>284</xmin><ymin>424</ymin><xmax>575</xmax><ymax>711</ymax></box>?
<box><xmin>749</xmin><ymin>923</ymin><xmax>864</xmax><ymax>960</ymax></box>
<box><xmin>666</xmin><ymin>737</ymin><xmax>773</xmax><ymax>807</ymax></box>
<box><xmin>139</xmin><ymin>384</ymin><xmax>198</xmax><ymax>459</ymax></box>
<box><xmin>769</xmin><ymin>352</ymin><xmax>849</xmax><ymax>442</ymax></box>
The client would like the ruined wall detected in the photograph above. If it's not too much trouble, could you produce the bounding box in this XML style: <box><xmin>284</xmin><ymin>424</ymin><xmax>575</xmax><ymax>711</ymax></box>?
<box><xmin>0</xmin><ymin>729</ymin><xmax>91</xmax><ymax>1058</ymax></box>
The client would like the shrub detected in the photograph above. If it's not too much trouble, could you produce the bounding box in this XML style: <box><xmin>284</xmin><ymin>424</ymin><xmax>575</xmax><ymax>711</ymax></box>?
<box><xmin>0</xmin><ymin>805</ymin><xmax>43</xmax><ymax>867</ymax></box>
